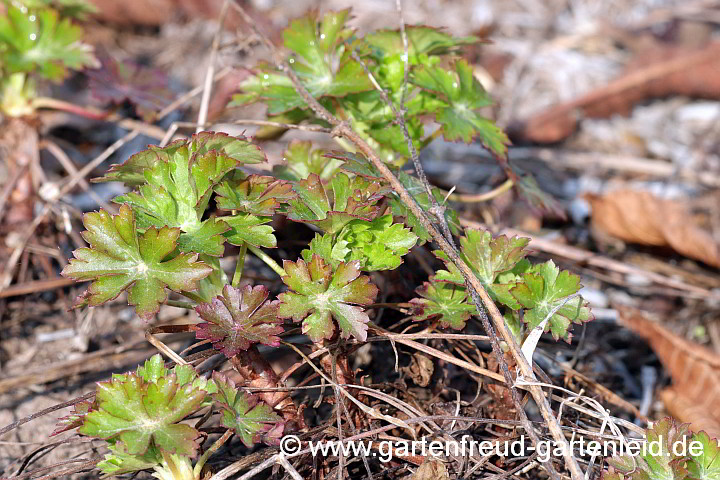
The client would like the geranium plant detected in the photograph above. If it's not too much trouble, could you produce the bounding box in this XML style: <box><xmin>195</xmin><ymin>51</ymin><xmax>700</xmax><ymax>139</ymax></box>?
<box><xmin>56</xmin><ymin>7</ymin><xmax>594</xmax><ymax>478</ymax></box>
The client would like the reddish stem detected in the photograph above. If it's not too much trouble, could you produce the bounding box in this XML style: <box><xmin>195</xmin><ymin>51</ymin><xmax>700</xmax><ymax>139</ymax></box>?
<box><xmin>32</xmin><ymin>97</ymin><xmax>110</xmax><ymax>121</ymax></box>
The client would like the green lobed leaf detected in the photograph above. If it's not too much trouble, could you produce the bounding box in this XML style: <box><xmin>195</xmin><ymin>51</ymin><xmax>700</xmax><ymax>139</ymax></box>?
<box><xmin>61</xmin><ymin>205</ymin><xmax>212</xmax><ymax>320</ymax></box>
<box><xmin>604</xmin><ymin>418</ymin><xmax>711</xmax><ymax>480</ymax></box>
<box><xmin>96</xmin><ymin>442</ymin><xmax>162</xmax><ymax>477</ymax></box>
<box><xmin>99</xmin><ymin>133</ymin><xmax>266</xmax><ymax>255</ymax></box>
<box><xmin>195</xmin><ymin>285</ymin><xmax>284</xmax><ymax>358</ymax></box>
<box><xmin>412</xmin><ymin>59</ymin><xmax>509</xmax><ymax>157</ymax></box>
<box><xmin>364</xmin><ymin>26</ymin><xmax>479</xmax><ymax>64</ymax></box>
<box><xmin>136</xmin><ymin>354</ymin><xmax>167</xmax><ymax>383</ymax></box>
<box><xmin>232</xmin><ymin>10</ymin><xmax>373</xmax><ymax>114</ymax></box>
<box><xmin>273</xmin><ymin>140</ymin><xmax>343</xmax><ymax>181</ymax></box>
<box><xmin>0</xmin><ymin>5</ymin><xmax>98</xmax><ymax>81</ymax></box>
<box><xmin>409</xmin><ymin>281</ymin><xmax>475</xmax><ymax>330</ymax></box>
<box><xmin>287</xmin><ymin>173</ymin><xmax>387</xmax><ymax>234</ymax></box>
<box><xmin>334</xmin><ymin>215</ymin><xmax>418</xmax><ymax>271</ymax></box>
<box><xmin>112</xmin><ymin>136</ymin><xmax>252</xmax><ymax>256</ymax></box>
<box><xmin>96</xmin><ymin>132</ymin><xmax>265</xmax><ymax>187</ymax></box>
<box><xmin>367</xmin><ymin>117</ymin><xmax>425</xmax><ymax>158</ymax></box>
<box><xmin>687</xmin><ymin>431</ymin><xmax>720</xmax><ymax>480</ymax></box>
<box><xmin>301</xmin><ymin>232</ymin><xmax>349</xmax><ymax>269</ymax></box>
<box><xmin>215</xmin><ymin>175</ymin><xmax>294</xmax><ymax>215</ymax></box>
<box><xmin>328</xmin><ymin>151</ymin><xmax>461</xmax><ymax>242</ymax></box>
<box><xmin>212</xmin><ymin>373</ymin><xmax>283</xmax><ymax>447</ymax></box>
<box><xmin>79</xmin><ymin>357</ymin><xmax>207</xmax><ymax>456</ymax></box>
<box><xmin>510</xmin><ymin>260</ymin><xmax>592</xmax><ymax>341</ymax></box>
<box><xmin>433</xmin><ymin>228</ymin><xmax>529</xmax><ymax>286</ymax></box>
<box><xmin>277</xmin><ymin>255</ymin><xmax>378</xmax><ymax>342</ymax></box>
<box><xmin>223</xmin><ymin>213</ymin><xmax>276</xmax><ymax>249</ymax></box>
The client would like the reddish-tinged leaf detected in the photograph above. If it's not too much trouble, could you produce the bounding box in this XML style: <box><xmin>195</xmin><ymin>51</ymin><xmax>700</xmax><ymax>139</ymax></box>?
<box><xmin>215</xmin><ymin>175</ymin><xmax>294</xmax><ymax>216</ymax></box>
<box><xmin>79</xmin><ymin>369</ymin><xmax>206</xmax><ymax>456</ymax></box>
<box><xmin>277</xmin><ymin>255</ymin><xmax>378</xmax><ymax>342</ymax></box>
<box><xmin>195</xmin><ymin>285</ymin><xmax>284</xmax><ymax>358</ymax></box>
<box><xmin>287</xmin><ymin>173</ymin><xmax>387</xmax><ymax>234</ymax></box>
<box><xmin>51</xmin><ymin>399</ymin><xmax>94</xmax><ymax>436</ymax></box>
<box><xmin>212</xmin><ymin>373</ymin><xmax>284</xmax><ymax>447</ymax></box>
<box><xmin>61</xmin><ymin>204</ymin><xmax>212</xmax><ymax>320</ymax></box>
<box><xmin>88</xmin><ymin>55</ymin><xmax>172</xmax><ymax>121</ymax></box>
<box><xmin>95</xmin><ymin>132</ymin><xmax>266</xmax><ymax>186</ymax></box>
<box><xmin>433</xmin><ymin>228</ymin><xmax>530</xmax><ymax>285</ymax></box>
<box><xmin>409</xmin><ymin>281</ymin><xmax>475</xmax><ymax>330</ymax></box>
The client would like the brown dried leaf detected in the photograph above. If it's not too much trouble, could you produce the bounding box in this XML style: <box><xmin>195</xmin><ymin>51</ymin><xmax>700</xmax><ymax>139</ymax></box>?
<box><xmin>618</xmin><ymin>308</ymin><xmax>720</xmax><ymax>437</ymax></box>
<box><xmin>87</xmin><ymin>0</ymin><xmax>271</xmax><ymax>31</ymax></box>
<box><xmin>515</xmin><ymin>41</ymin><xmax>720</xmax><ymax>143</ymax></box>
<box><xmin>411</xmin><ymin>460</ymin><xmax>449</xmax><ymax>480</ymax></box>
<box><xmin>402</xmin><ymin>353</ymin><xmax>434</xmax><ymax>387</ymax></box>
<box><xmin>585</xmin><ymin>190</ymin><xmax>720</xmax><ymax>268</ymax></box>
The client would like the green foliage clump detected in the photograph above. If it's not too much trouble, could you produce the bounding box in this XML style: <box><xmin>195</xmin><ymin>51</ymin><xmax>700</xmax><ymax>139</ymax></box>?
<box><xmin>0</xmin><ymin>0</ymin><xmax>97</xmax><ymax>115</ymax></box>
<box><xmin>56</xmin><ymin>9</ymin><xmax>599</xmax><ymax>479</ymax></box>
<box><xmin>63</xmin><ymin>355</ymin><xmax>282</xmax><ymax>479</ymax></box>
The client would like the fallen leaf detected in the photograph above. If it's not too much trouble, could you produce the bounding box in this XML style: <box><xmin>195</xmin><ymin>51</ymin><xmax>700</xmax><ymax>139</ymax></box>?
<box><xmin>87</xmin><ymin>55</ymin><xmax>172</xmax><ymax>121</ymax></box>
<box><xmin>411</xmin><ymin>460</ymin><xmax>449</xmax><ymax>480</ymax></box>
<box><xmin>585</xmin><ymin>190</ymin><xmax>720</xmax><ymax>268</ymax></box>
<box><xmin>514</xmin><ymin>41</ymin><xmax>720</xmax><ymax>143</ymax></box>
<box><xmin>402</xmin><ymin>353</ymin><xmax>434</xmax><ymax>387</ymax></box>
<box><xmin>618</xmin><ymin>308</ymin><xmax>720</xmax><ymax>437</ymax></box>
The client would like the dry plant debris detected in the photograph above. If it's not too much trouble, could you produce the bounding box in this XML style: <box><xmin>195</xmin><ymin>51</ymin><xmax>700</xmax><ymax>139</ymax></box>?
<box><xmin>585</xmin><ymin>190</ymin><xmax>720</xmax><ymax>268</ymax></box>
<box><xmin>618</xmin><ymin>308</ymin><xmax>720</xmax><ymax>437</ymax></box>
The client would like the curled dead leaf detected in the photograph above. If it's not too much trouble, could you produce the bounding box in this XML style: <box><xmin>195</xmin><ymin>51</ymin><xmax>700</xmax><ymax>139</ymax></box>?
<box><xmin>402</xmin><ymin>353</ymin><xmax>434</xmax><ymax>387</ymax></box>
<box><xmin>585</xmin><ymin>190</ymin><xmax>720</xmax><ymax>268</ymax></box>
<box><xmin>618</xmin><ymin>308</ymin><xmax>720</xmax><ymax>437</ymax></box>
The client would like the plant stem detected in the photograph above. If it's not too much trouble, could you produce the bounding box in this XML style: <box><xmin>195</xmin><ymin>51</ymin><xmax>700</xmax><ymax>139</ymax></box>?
<box><xmin>446</xmin><ymin>178</ymin><xmax>514</xmax><ymax>203</ymax></box>
<box><xmin>232</xmin><ymin>243</ymin><xmax>247</xmax><ymax>287</ymax></box>
<box><xmin>31</xmin><ymin>97</ymin><xmax>109</xmax><ymax>120</ymax></box>
<box><xmin>166</xmin><ymin>299</ymin><xmax>195</xmax><ymax>310</ymax></box>
<box><xmin>194</xmin><ymin>429</ymin><xmax>233</xmax><ymax>478</ymax></box>
<box><xmin>333</xmin><ymin>135</ymin><xmax>356</xmax><ymax>153</ymax></box>
<box><xmin>417</xmin><ymin>128</ymin><xmax>443</xmax><ymax>151</ymax></box>
<box><xmin>247</xmin><ymin>245</ymin><xmax>286</xmax><ymax>277</ymax></box>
